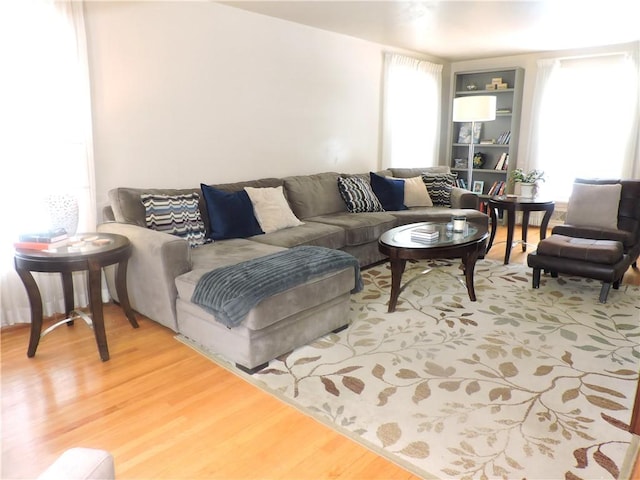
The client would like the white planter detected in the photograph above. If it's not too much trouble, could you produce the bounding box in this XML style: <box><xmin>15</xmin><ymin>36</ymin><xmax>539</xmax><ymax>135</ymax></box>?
<box><xmin>519</xmin><ymin>183</ymin><xmax>536</xmax><ymax>198</ymax></box>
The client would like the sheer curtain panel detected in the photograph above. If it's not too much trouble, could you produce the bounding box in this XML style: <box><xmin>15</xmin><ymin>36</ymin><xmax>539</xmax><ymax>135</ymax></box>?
<box><xmin>0</xmin><ymin>0</ymin><xmax>96</xmax><ymax>326</ymax></box>
<box><xmin>382</xmin><ymin>53</ymin><xmax>443</xmax><ymax>168</ymax></box>
<box><xmin>528</xmin><ymin>50</ymin><xmax>639</xmax><ymax>201</ymax></box>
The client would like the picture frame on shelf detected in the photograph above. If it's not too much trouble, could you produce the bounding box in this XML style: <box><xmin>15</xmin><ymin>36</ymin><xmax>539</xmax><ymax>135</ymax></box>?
<box><xmin>457</xmin><ymin>122</ymin><xmax>482</xmax><ymax>144</ymax></box>
<box><xmin>454</xmin><ymin>158</ymin><xmax>467</xmax><ymax>169</ymax></box>
<box><xmin>472</xmin><ymin>181</ymin><xmax>484</xmax><ymax>194</ymax></box>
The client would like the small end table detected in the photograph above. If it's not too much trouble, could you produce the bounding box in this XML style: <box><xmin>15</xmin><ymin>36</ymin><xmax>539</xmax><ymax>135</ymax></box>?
<box><xmin>487</xmin><ymin>196</ymin><xmax>555</xmax><ymax>264</ymax></box>
<box><xmin>14</xmin><ymin>233</ymin><xmax>139</xmax><ymax>361</ymax></box>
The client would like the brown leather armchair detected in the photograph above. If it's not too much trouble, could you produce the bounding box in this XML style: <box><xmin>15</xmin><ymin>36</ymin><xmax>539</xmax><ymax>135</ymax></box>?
<box><xmin>552</xmin><ymin>178</ymin><xmax>640</xmax><ymax>268</ymax></box>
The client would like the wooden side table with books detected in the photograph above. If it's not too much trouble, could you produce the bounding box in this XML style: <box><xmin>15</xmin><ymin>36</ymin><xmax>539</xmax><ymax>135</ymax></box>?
<box><xmin>14</xmin><ymin>233</ymin><xmax>139</xmax><ymax>361</ymax></box>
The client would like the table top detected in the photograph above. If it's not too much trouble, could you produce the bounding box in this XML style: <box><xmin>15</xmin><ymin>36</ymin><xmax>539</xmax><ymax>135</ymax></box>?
<box><xmin>379</xmin><ymin>222</ymin><xmax>487</xmax><ymax>250</ymax></box>
<box><xmin>488</xmin><ymin>195</ymin><xmax>554</xmax><ymax>206</ymax></box>
<box><xmin>14</xmin><ymin>233</ymin><xmax>129</xmax><ymax>261</ymax></box>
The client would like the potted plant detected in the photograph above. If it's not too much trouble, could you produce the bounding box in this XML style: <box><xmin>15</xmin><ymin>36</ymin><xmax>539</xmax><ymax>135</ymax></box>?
<box><xmin>511</xmin><ymin>168</ymin><xmax>545</xmax><ymax>197</ymax></box>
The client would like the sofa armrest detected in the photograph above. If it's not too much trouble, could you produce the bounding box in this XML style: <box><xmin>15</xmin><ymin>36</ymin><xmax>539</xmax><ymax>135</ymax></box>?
<box><xmin>97</xmin><ymin>222</ymin><xmax>192</xmax><ymax>332</ymax></box>
<box><xmin>450</xmin><ymin>187</ymin><xmax>479</xmax><ymax>210</ymax></box>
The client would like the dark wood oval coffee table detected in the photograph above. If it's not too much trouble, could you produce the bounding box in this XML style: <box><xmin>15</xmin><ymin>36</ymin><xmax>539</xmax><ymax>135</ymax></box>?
<box><xmin>378</xmin><ymin>222</ymin><xmax>488</xmax><ymax>312</ymax></box>
<box><xmin>14</xmin><ymin>233</ymin><xmax>138</xmax><ymax>361</ymax></box>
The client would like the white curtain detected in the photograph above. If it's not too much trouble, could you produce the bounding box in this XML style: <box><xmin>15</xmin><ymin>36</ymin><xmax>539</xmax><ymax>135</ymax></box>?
<box><xmin>382</xmin><ymin>53</ymin><xmax>443</xmax><ymax>168</ymax></box>
<box><xmin>0</xmin><ymin>0</ymin><xmax>96</xmax><ymax>326</ymax></box>
<box><xmin>528</xmin><ymin>50</ymin><xmax>640</xmax><ymax>201</ymax></box>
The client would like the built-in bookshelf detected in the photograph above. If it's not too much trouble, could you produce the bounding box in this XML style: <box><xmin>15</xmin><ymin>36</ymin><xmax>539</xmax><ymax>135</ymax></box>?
<box><xmin>449</xmin><ymin>67</ymin><xmax>524</xmax><ymax>197</ymax></box>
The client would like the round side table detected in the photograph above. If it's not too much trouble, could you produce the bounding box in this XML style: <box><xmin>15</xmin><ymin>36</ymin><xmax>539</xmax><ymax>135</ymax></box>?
<box><xmin>14</xmin><ymin>233</ymin><xmax>139</xmax><ymax>361</ymax></box>
<box><xmin>486</xmin><ymin>196</ymin><xmax>555</xmax><ymax>264</ymax></box>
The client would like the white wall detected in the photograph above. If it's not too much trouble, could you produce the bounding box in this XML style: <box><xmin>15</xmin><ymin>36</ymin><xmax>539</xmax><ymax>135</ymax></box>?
<box><xmin>84</xmin><ymin>1</ymin><xmax>439</xmax><ymax>216</ymax></box>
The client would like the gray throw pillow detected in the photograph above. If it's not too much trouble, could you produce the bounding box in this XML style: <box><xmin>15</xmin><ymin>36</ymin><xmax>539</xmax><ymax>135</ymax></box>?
<box><xmin>565</xmin><ymin>183</ymin><xmax>621</xmax><ymax>230</ymax></box>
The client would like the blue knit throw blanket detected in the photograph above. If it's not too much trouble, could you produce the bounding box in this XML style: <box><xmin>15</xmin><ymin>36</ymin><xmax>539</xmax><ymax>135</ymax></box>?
<box><xmin>191</xmin><ymin>246</ymin><xmax>363</xmax><ymax>328</ymax></box>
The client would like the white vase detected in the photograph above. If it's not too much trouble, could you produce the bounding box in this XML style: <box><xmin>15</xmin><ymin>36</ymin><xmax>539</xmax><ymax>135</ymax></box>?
<box><xmin>519</xmin><ymin>183</ymin><xmax>536</xmax><ymax>198</ymax></box>
<box><xmin>46</xmin><ymin>194</ymin><xmax>79</xmax><ymax>235</ymax></box>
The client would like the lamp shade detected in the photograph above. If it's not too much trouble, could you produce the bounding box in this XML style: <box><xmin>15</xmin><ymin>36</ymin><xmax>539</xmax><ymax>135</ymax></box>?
<box><xmin>452</xmin><ymin>95</ymin><xmax>497</xmax><ymax>122</ymax></box>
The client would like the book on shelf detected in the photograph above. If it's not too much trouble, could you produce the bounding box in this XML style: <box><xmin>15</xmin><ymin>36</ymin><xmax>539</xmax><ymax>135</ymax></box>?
<box><xmin>496</xmin><ymin>131</ymin><xmax>511</xmax><ymax>145</ymax></box>
<box><xmin>18</xmin><ymin>228</ymin><xmax>67</xmax><ymax>243</ymax></box>
<box><xmin>497</xmin><ymin>181</ymin><xmax>507</xmax><ymax>195</ymax></box>
<box><xmin>14</xmin><ymin>238</ymin><xmax>69</xmax><ymax>251</ymax></box>
<box><xmin>502</xmin><ymin>154</ymin><xmax>509</xmax><ymax>170</ymax></box>
<box><xmin>495</xmin><ymin>152</ymin><xmax>507</xmax><ymax>170</ymax></box>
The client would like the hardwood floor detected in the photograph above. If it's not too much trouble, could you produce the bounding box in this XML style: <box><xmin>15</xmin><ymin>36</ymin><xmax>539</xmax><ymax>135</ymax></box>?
<box><xmin>2</xmin><ymin>226</ymin><xmax>639</xmax><ymax>479</ymax></box>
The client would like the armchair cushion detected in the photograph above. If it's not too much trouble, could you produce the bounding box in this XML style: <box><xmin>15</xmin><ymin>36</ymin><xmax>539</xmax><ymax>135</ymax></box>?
<box><xmin>565</xmin><ymin>182</ymin><xmax>621</xmax><ymax>230</ymax></box>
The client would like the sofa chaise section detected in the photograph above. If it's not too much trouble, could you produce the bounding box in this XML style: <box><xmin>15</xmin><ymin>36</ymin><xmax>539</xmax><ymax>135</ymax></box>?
<box><xmin>99</xmin><ymin>167</ymin><xmax>488</xmax><ymax>371</ymax></box>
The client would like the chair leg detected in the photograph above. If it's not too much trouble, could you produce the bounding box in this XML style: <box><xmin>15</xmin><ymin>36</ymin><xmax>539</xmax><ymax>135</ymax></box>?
<box><xmin>532</xmin><ymin>268</ymin><xmax>541</xmax><ymax>288</ymax></box>
<box><xmin>599</xmin><ymin>282</ymin><xmax>612</xmax><ymax>303</ymax></box>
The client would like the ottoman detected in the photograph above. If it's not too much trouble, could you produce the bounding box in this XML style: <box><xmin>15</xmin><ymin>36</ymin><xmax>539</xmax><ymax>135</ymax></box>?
<box><xmin>527</xmin><ymin>234</ymin><xmax>630</xmax><ymax>303</ymax></box>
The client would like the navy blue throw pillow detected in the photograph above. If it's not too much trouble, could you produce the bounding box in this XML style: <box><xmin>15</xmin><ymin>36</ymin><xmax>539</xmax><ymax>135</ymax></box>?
<box><xmin>369</xmin><ymin>172</ymin><xmax>407</xmax><ymax>211</ymax></box>
<box><xmin>200</xmin><ymin>184</ymin><xmax>264</xmax><ymax>240</ymax></box>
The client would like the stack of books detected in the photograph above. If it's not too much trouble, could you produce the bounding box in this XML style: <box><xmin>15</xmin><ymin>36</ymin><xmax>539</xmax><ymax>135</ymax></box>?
<box><xmin>14</xmin><ymin>228</ymin><xmax>68</xmax><ymax>250</ymax></box>
<box><xmin>410</xmin><ymin>225</ymin><xmax>439</xmax><ymax>243</ymax></box>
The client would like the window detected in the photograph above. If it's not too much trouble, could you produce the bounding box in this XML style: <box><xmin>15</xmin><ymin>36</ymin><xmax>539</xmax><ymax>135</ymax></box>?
<box><xmin>531</xmin><ymin>53</ymin><xmax>639</xmax><ymax>201</ymax></box>
<box><xmin>382</xmin><ymin>53</ymin><xmax>443</xmax><ymax>168</ymax></box>
<box><xmin>0</xmin><ymin>0</ymin><xmax>95</xmax><ymax>326</ymax></box>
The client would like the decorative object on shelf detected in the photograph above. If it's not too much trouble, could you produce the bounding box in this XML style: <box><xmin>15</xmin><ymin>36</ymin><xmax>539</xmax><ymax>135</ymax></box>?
<box><xmin>472</xmin><ymin>180</ymin><xmax>484</xmax><ymax>194</ymax></box>
<box><xmin>466</xmin><ymin>83</ymin><xmax>478</xmax><ymax>91</ymax></box>
<box><xmin>454</xmin><ymin>158</ymin><xmax>467</xmax><ymax>169</ymax></box>
<box><xmin>473</xmin><ymin>152</ymin><xmax>486</xmax><ymax>169</ymax></box>
<box><xmin>453</xmin><ymin>95</ymin><xmax>496</xmax><ymax>179</ymax></box>
<box><xmin>511</xmin><ymin>168</ymin><xmax>546</xmax><ymax>197</ymax></box>
<box><xmin>46</xmin><ymin>193</ymin><xmax>79</xmax><ymax>236</ymax></box>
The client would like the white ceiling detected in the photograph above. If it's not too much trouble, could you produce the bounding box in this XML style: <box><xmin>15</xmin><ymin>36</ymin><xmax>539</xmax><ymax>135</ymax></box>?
<box><xmin>221</xmin><ymin>1</ymin><xmax>640</xmax><ymax>61</ymax></box>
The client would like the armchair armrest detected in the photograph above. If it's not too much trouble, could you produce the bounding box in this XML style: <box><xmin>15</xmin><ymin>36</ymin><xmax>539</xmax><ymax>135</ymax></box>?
<box><xmin>450</xmin><ymin>187</ymin><xmax>480</xmax><ymax>210</ymax></box>
<box><xmin>98</xmin><ymin>222</ymin><xmax>192</xmax><ymax>332</ymax></box>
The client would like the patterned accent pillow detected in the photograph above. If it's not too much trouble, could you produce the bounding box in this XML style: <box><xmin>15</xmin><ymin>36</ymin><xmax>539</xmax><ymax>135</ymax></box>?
<box><xmin>421</xmin><ymin>173</ymin><xmax>457</xmax><ymax>206</ymax></box>
<box><xmin>337</xmin><ymin>176</ymin><xmax>384</xmax><ymax>213</ymax></box>
<box><xmin>142</xmin><ymin>193</ymin><xmax>207</xmax><ymax>248</ymax></box>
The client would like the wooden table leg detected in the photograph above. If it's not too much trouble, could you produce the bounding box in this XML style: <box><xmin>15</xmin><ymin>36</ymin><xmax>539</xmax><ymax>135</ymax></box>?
<box><xmin>461</xmin><ymin>243</ymin><xmax>483</xmax><ymax>302</ymax></box>
<box><xmin>521</xmin><ymin>211</ymin><xmax>530</xmax><ymax>252</ymax></box>
<box><xmin>540</xmin><ymin>206</ymin><xmax>553</xmax><ymax>240</ymax></box>
<box><xmin>61</xmin><ymin>271</ymin><xmax>75</xmax><ymax>326</ymax></box>
<box><xmin>88</xmin><ymin>261</ymin><xmax>109</xmax><ymax>361</ymax></box>
<box><xmin>504</xmin><ymin>207</ymin><xmax>516</xmax><ymax>264</ymax></box>
<box><xmin>487</xmin><ymin>205</ymin><xmax>498</xmax><ymax>252</ymax></box>
<box><xmin>115</xmin><ymin>259</ymin><xmax>139</xmax><ymax>328</ymax></box>
<box><xmin>387</xmin><ymin>259</ymin><xmax>406</xmax><ymax>313</ymax></box>
<box><xmin>15</xmin><ymin>267</ymin><xmax>43</xmax><ymax>358</ymax></box>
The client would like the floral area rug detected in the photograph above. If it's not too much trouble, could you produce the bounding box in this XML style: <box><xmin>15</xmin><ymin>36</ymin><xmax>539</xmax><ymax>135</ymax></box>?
<box><xmin>178</xmin><ymin>259</ymin><xmax>640</xmax><ymax>480</ymax></box>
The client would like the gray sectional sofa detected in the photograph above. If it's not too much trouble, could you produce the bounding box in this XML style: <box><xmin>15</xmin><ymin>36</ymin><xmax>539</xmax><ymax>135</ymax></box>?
<box><xmin>99</xmin><ymin>167</ymin><xmax>488</xmax><ymax>372</ymax></box>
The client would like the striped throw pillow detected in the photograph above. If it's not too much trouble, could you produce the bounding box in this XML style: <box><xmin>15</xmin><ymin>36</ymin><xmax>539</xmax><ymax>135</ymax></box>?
<box><xmin>337</xmin><ymin>176</ymin><xmax>384</xmax><ymax>213</ymax></box>
<box><xmin>141</xmin><ymin>193</ymin><xmax>207</xmax><ymax>248</ymax></box>
<box><xmin>421</xmin><ymin>173</ymin><xmax>457</xmax><ymax>206</ymax></box>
